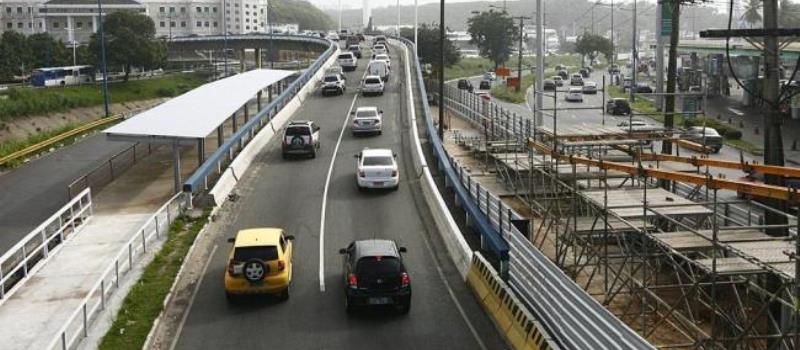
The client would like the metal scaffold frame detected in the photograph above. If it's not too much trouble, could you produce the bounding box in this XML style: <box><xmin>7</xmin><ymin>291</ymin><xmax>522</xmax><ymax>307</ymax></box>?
<box><xmin>440</xmin><ymin>83</ymin><xmax>800</xmax><ymax>349</ymax></box>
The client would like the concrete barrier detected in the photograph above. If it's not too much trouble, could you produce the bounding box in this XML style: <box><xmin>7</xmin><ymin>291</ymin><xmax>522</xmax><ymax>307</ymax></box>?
<box><xmin>467</xmin><ymin>252</ymin><xmax>560</xmax><ymax>350</ymax></box>
<box><xmin>208</xmin><ymin>48</ymin><xmax>339</xmax><ymax>206</ymax></box>
<box><xmin>396</xmin><ymin>40</ymin><xmax>473</xmax><ymax>278</ymax></box>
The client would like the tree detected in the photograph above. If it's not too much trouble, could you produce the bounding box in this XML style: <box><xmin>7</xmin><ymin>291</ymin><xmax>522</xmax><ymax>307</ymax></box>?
<box><xmin>0</xmin><ymin>31</ymin><xmax>32</xmax><ymax>81</ymax></box>
<box><xmin>27</xmin><ymin>33</ymin><xmax>72</xmax><ymax>69</ymax></box>
<box><xmin>574</xmin><ymin>33</ymin><xmax>613</xmax><ymax>66</ymax></box>
<box><xmin>89</xmin><ymin>11</ymin><xmax>166</xmax><ymax>81</ymax></box>
<box><xmin>271</xmin><ymin>0</ymin><xmax>334</xmax><ymax>31</ymax></box>
<box><xmin>400</xmin><ymin>24</ymin><xmax>460</xmax><ymax>69</ymax></box>
<box><xmin>467</xmin><ymin>10</ymin><xmax>517</xmax><ymax>69</ymax></box>
<box><xmin>741</xmin><ymin>0</ymin><xmax>762</xmax><ymax>28</ymax></box>
<box><xmin>779</xmin><ymin>0</ymin><xmax>800</xmax><ymax>27</ymax></box>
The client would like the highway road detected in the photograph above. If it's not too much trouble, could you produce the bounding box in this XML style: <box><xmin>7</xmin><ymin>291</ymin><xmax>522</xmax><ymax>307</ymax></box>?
<box><xmin>172</xmin><ymin>45</ymin><xmax>506</xmax><ymax>349</ymax></box>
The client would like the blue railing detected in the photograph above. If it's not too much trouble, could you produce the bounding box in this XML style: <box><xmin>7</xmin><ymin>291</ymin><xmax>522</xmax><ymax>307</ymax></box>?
<box><xmin>182</xmin><ymin>36</ymin><xmax>335</xmax><ymax>194</ymax></box>
<box><xmin>399</xmin><ymin>37</ymin><xmax>509</xmax><ymax>261</ymax></box>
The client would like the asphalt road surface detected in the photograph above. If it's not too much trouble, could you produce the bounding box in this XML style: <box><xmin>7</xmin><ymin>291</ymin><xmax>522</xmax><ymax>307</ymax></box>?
<box><xmin>173</xmin><ymin>45</ymin><xmax>506</xmax><ymax>349</ymax></box>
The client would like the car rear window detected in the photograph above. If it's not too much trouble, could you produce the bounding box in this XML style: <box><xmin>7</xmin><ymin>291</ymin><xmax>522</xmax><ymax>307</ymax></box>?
<box><xmin>286</xmin><ymin>126</ymin><xmax>311</xmax><ymax>136</ymax></box>
<box><xmin>363</xmin><ymin>155</ymin><xmax>393</xmax><ymax>166</ymax></box>
<box><xmin>324</xmin><ymin>76</ymin><xmax>339</xmax><ymax>82</ymax></box>
<box><xmin>338</xmin><ymin>54</ymin><xmax>352</xmax><ymax>59</ymax></box>
<box><xmin>349</xmin><ymin>45</ymin><xmax>359</xmax><ymax>49</ymax></box>
<box><xmin>234</xmin><ymin>246</ymin><xmax>278</xmax><ymax>262</ymax></box>
<box><xmin>356</xmin><ymin>110</ymin><xmax>377</xmax><ymax>118</ymax></box>
<box><xmin>365</xmin><ymin>78</ymin><xmax>381</xmax><ymax>84</ymax></box>
<box><xmin>356</xmin><ymin>256</ymin><xmax>401</xmax><ymax>276</ymax></box>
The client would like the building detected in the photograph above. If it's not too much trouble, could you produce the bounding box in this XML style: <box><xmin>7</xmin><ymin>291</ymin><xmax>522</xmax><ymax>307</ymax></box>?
<box><xmin>0</xmin><ymin>0</ymin><xmax>270</xmax><ymax>44</ymax></box>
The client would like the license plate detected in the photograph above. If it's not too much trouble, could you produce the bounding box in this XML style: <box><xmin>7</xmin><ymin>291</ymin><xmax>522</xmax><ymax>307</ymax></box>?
<box><xmin>368</xmin><ymin>297</ymin><xmax>391</xmax><ymax>305</ymax></box>
<box><xmin>373</xmin><ymin>182</ymin><xmax>384</xmax><ymax>186</ymax></box>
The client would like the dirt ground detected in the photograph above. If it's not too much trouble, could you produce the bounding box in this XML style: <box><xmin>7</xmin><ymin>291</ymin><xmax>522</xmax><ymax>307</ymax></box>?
<box><xmin>0</xmin><ymin>97</ymin><xmax>167</xmax><ymax>144</ymax></box>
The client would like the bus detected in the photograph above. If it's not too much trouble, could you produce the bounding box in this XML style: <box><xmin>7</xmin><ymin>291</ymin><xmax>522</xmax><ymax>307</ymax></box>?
<box><xmin>31</xmin><ymin>65</ymin><xmax>94</xmax><ymax>87</ymax></box>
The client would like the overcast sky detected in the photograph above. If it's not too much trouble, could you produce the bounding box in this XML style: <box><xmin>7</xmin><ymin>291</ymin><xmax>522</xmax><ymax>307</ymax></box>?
<box><xmin>308</xmin><ymin>0</ymin><xmax>710</xmax><ymax>11</ymax></box>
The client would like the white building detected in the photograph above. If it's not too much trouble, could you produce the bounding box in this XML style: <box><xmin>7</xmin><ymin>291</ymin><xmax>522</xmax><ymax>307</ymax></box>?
<box><xmin>0</xmin><ymin>0</ymin><xmax>270</xmax><ymax>44</ymax></box>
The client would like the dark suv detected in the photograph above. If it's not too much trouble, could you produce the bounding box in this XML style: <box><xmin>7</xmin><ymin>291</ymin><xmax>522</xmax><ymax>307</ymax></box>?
<box><xmin>457</xmin><ymin>79</ymin><xmax>474</xmax><ymax>92</ymax></box>
<box><xmin>606</xmin><ymin>98</ymin><xmax>632</xmax><ymax>115</ymax></box>
<box><xmin>339</xmin><ymin>239</ymin><xmax>411</xmax><ymax>314</ymax></box>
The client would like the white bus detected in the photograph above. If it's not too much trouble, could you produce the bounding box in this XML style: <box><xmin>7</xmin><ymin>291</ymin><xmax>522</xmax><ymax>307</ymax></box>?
<box><xmin>31</xmin><ymin>65</ymin><xmax>94</xmax><ymax>87</ymax></box>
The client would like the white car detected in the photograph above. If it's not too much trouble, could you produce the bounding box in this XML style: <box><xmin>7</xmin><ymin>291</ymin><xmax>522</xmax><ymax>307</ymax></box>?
<box><xmin>321</xmin><ymin>74</ymin><xmax>346</xmax><ymax>96</ymax></box>
<box><xmin>373</xmin><ymin>44</ymin><xmax>388</xmax><ymax>55</ymax></box>
<box><xmin>328</xmin><ymin>33</ymin><xmax>340</xmax><ymax>41</ymax></box>
<box><xmin>355</xmin><ymin>148</ymin><xmax>399</xmax><ymax>190</ymax></box>
<box><xmin>582</xmin><ymin>81</ymin><xmax>598</xmax><ymax>94</ymax></box>
<box><xmin>372</xmin><ymin>53</ymin><xmax>391</xmax><ymax>68</ymax></box>
<box><xmin>565</xmin><ymin>87</ymin><xmax>583</xmax><ymax>102</ymax></box>
<box><xmin>351</xmin><ymin>106</ymin><xmax>383</xmax><ymax>135</ymax></box>
<box><xmin>337</xmin><ymin>52</ymin><xmax>358</xmax><ymax>71</ymax></box>
<box><xmin>360</xmin><ymin>75</ymin><xmax>385</xmax><ymax>96</ymax></box>
<box><xmin>483</xmin><ymin>71</ymin><xmax>496</xmax><ymax>81</ymax></box>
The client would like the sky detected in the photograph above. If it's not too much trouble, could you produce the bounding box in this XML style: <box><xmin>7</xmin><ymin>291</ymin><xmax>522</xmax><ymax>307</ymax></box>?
<box><xmin>309</xmin><ymin>0</ymin><xmax>705</xmax><ymax>11</ymax></box>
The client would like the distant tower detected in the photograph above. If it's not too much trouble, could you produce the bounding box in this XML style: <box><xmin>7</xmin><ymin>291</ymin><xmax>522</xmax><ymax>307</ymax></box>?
<box><xmin>362</xmin><ymin>0</ymin><xmax>371</xmax><ymax>30</ymax></box>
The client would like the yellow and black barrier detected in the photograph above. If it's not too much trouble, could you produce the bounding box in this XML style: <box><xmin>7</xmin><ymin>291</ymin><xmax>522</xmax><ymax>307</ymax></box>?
<box><xmin>467</xmin><ymin>252</ymin><xmax>560</xmax><ymax>350</ymax></box>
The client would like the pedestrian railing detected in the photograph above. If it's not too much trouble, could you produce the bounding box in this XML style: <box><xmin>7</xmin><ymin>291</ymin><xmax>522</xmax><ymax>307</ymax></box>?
<box><xmin>0</xmin><ymin>188</ymin><xmax>93</xmax><ymax>301</ymax></box>
<box><xmin>67</xmin><ymin>142</ymin><xmax>157</xmax><ymax>199</ymax></box>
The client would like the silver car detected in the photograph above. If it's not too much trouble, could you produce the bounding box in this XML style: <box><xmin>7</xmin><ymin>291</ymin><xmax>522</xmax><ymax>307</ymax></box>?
<box><xmin>360</xmin><ymin>75</ymin><xmax>385</xmax><ymax>96</ymax></box>
<box><xmin>351</xmin><ymin>106</ymin><xmax>383</xmax><ymax>135</ymax></box>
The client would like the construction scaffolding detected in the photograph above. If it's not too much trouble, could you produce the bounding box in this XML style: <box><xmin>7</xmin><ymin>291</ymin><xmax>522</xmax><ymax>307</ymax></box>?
<box><xmin>440</xmin><ymin>83</ymin><xmax>800</xmax><ymax>349</ymax></box>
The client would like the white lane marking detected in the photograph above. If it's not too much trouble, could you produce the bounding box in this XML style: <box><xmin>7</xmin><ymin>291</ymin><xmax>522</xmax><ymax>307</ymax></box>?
<box><xmin>319</xmin><ymin>67</ymin><xmax>369</xmax><ymax>292</ymax></box>
<box><xmin>401</xmin><ymin>43</ymin><xmax>489</xmax><ymax>350</ymax></box>
<box><xmin>728</xmin><ymin>107</ymin><xmax>744</xmax><ymax>116</ymax></box>
<box><xmin>169</xmin><ymin>244</ymin><xmax>218</xmax><ymax>350</ymax></box>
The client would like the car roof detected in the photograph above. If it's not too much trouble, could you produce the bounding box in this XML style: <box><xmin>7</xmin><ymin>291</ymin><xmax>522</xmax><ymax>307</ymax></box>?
<box><xmin>364</xmin><ymin>75</ymin><xmax>382</xmax><ymax>80</ymax></box>
<box><xmin>361</xmin><ymin>148</ymin><xmax>393</xmax><ymax>158</ymax></box>
<box><xmin>234</xmin><ymin>228</ymin><xmax>283</xmax><ymax>247</ymax></box>
<box><xmin>569</xmin><ymin>87</ymin><xmax>582</xmax><ymax>92</ymax></box>
<box><xmin>355</xmin><ymin>106</ymin><xmax>379</xmax><ymax>113</ymax></box>
<box><xmin>584</xmin><ymin>81</ymin><xmax>597</xmax><ymax>86</ymax></box>
<box><xmin>289</xmin><ymin>120</ymin><xmax>312</xmax><ymax>126</ymax></box>
<box><xmin>572</xmin><ymin>73</ymin><xmax>581</xmax><ymax>77</ymax></box>
<box><xmin>353</xmin><ymin>239</ymin><xmax>399</xmax><ymax>259</ymax></box>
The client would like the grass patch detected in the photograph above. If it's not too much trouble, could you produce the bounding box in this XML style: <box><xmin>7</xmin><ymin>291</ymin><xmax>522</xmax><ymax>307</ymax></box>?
<box><xmin>445</xmin><ymin>57</ymin><xmax>494</xmax><ymax>80</ymax></box>
<box><xmin>0</xmin><ymin>122</ymin><xmax>80</xmax><ymax>165</ymax></box>
<box><xmin>99</xmin><ymin>212</ymin><xmax>209</xmax><ymax>350</ymax></box>
<box><xmin>0</xmin><ymin>73</ymin><xmax>208</xmax><ymax>119</ymax></box>
<box><xmin>726</xmin><ymin>139</ymin><xmax>764</xmax><ymax>155</ymax></box>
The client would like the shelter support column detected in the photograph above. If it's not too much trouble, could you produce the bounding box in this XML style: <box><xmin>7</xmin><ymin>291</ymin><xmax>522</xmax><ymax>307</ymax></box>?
<box><xmin>232</xmin><ymin>113</ymin><xmax>237</xmax><ymax>133</ymax></box>
<box><xmin>244</xmin><ymin>104</ymin><xmax>249</xmax><ymax>123</ymax></box>
<box><xmin>256</xmin><ymin>49</ymin><xmax>262</xmax><ymax>69</ymax></box>
<box><xmin>172</xmin><ymin>142</ymin><xmax>182</xmax><ymax>194</ymax></box>
<box><xmin>217</xmin><ymin>126</ymin><xmax>224</xmax><ymax>148</ymax></box>
<box><xmin>257</xmin><ymin>90</ymin><xmax>262</xmax><ymax>111</ymax></box>
<box><xmin>240</xmin><ymin>49</ymin><xmax>246</xmax><ymax>72</ymax></box>
<box><xmin>269</xmin><ymin>85</ymin><xmax>273</xmax><ymax>102</ymax></box>
<box><xmin>198</xmin><ymin>138</ymin><xmax>205</xmax><ymax>165</ymax></box>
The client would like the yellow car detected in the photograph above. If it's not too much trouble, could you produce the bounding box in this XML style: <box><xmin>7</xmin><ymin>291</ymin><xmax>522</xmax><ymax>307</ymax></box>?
<box><xmin>224</xmin><ymin>228</ymin><xmax>294</xmax><ymax>301</ymax></box>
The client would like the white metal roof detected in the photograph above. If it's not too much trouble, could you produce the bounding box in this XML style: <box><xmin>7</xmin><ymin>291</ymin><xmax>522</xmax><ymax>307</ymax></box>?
<box><xmin>104</xmin><ymin>69</ymin><xmax>295</xmax><ymax>140</ymax></box>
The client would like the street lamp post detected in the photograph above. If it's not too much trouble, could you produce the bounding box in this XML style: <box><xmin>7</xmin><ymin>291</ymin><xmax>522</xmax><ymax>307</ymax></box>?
<box><xmin>513</xmin><ymin>16</ymin><xmax>531</xmax><ymax>92</ymax></box>
<box><xmin>438</xmin><ymin>0</ymin><xmax>444</xmax><ymax>139</ymax></box>
<box><xmin>414</xmin><ymin>0</ymin><xmax>418</xmax><ymax>44</ymax></box>
<box><xmin>96</xmin><ymin>0</ymin><xmax>110</xmax><ymax>118</ymax></box>
<box><xmin>535</xmin><ymin>0</ymin><xmax>544</xmax><ymax>126</ymax></box>
<box><xmin>629</xmin><ymin>0</ymin><xmax>637</xmax><ymax>103</ymax></box>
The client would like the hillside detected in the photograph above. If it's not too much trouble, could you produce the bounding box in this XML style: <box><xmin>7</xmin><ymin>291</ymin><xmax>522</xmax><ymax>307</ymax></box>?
<box><xmin>273</xmin><ymin>0</ymin><xmax>334</xmax><ymax>31</ymax></box>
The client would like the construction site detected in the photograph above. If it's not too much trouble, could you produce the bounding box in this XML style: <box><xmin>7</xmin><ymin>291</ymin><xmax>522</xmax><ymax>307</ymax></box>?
<box><xmin>439</xmin><ymin>82</ymin><xmax>800</xmax><ymax>349</ymax></box>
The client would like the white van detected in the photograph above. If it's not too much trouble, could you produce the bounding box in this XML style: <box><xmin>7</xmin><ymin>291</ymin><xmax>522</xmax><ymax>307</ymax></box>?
<box><xmin>367</xmin><ymin>60</ymin><xmax>390</xmax><ymax>82</ymax></box>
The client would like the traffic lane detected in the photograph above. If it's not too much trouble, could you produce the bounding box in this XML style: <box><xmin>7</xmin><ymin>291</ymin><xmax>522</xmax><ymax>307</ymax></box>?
<box><xmin>173</xmin><ymin>61</ymin><xmax>371</xmax><ymax>349</ymax></box>
<box><xmin>320</xmin><ymin>51</ymin><xmax>494</xmax><ymax>349</ymax></box>
<box><xmin>0</xmin><ymin>134</ymin><xmax>133</xmax><ymax>254</ymax></box>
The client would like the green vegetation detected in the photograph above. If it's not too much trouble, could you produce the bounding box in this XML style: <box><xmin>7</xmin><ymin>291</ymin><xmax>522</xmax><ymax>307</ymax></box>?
<box><xmin>0</xmin><ymin>122</ymin><xmax>80</xmax><ymax>166</ymax></box>
<box><xmin>0</xmin><ymin>73</ymin><xmax>206</xmax><ymax>119</ymax></box>
<box><xmin>401</xmin><ymin>24</ymin><xmax>460</xmax><ymax>69</ymax></box>
<box><xmin>467</xmin><ymin>10</ymin><xmax>519</xmax><ymax>68</ymax></box>
<box><xmin>99</xmin><ymin>212</ymin><xmax>209</xmax><ymax>350</ymax></box>
<box><xmin>444</xmin><ymin>57</ymin><xmax>494</xmax><ymax>80</ymax></box>
<box><xmin>272</xmin><ymin>0</ymin><xmax>334</xmax><ymax>30</ymax></box>
<box><xmin>88</xmin><ymin>11</ymin><xmax>166</xmax><ymax>82</ymax></box>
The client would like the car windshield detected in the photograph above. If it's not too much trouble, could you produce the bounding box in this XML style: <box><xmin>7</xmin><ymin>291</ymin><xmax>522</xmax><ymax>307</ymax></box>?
<box><xmin>286</xmin><ymin>126</ymin><xmax>311</xmax><ymax>136</ymax></box>
<box><xmin>349</xmin><ymin>46</ymin><xmax>359</xmax><ymax>50</ymax></box>
<box><xmin>362</xmin><ymin>155</ymin><xmax>393</xmax><ymax>166</ymax></box>
<box><xmin>324</xmin><ymin>76</ymin><xmax>339</xmax><ymax>82</ymax></box>
<box><xmin>356</xmin><ymin>256</ymin><xmax>401</xmax><ymax>276</ymax></box>
<box><xmin>233</xmin><ymin>246</ymin><xmax>278</xmax><ymax>262</ymax></box>
<box><xmin>356</xmin><ymin>110</ymin><xmax>378</xmax><ymax>118</ymax></box>
<box><xmin>365</xmin><ymin>78</ymin><xmax>381</xmax><ymax>84</ymax></box>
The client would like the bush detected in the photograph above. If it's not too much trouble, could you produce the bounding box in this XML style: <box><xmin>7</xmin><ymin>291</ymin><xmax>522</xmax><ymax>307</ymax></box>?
<box><xmin>725</xmin><ymin>129</ymin><xmax>742</xmax><ymax>140</ymax></box>
<box><xmin>156</xmin><ymin>86</ymin><xmax>176</xmax><ymax>97</ymax></box>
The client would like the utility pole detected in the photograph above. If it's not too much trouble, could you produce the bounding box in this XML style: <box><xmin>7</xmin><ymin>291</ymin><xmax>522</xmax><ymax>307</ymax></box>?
<box><xmin>535</xmin><ymin>0</ymin><xmax>544</xmax><ymax>126</ymax></box>
<box><xmin>591</xmin><ymin>5</ymin><xmax>595</xmax><ymax>35</ymax></box>
<box><xmin>396</xmin><ymin>0</ymin><xmax>400</xmax><ymax>36</ymax></box>
<box><xmin>438</xmin><ymin>0</ymin><xmax>444</xmax><ymax>139</ymax></box>
<box><xmin>338</xmin><ymin>0</ymin><xmax>342</xmax><ymax>33</ymax></box>
<box><xmin>610</xmin><ymin>0</ymin><xmax>614</xmax><ymax>63</ymax></box>
<box><xmin>514</xmin><ymin>16</ymin><xmax>530</xmax><ymax>92</ymax></box>
<box><xmin>97</xmin><ymin>0</ymin><xmax>110</xmax><ymax>118</ymax></box>
<box><xmin>629</xmin><ymin>0</ymin><xmax>637</xmax><ymax>103</ymax></box>
<box><xmin>655</xmin><ymin>0</ymin><xmax>664</xmax><ymax>110</ymax></box>
<box><xmin>414</xmin><ymin>0</ymin><xmax>418</xmax><ymax>44</ymax></box>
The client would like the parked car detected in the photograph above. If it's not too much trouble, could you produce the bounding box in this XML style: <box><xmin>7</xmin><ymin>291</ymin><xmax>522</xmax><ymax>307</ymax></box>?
<box><xmin>457</xmin><ymin>79</ymin><xmax>474</xmax><ymax>92</ymax></box>
<box><xmin>680</xmin><ymin>126</ymin><xmax>724</xmax><ymax>153</ymax></box>
<box><xmin>321</xmin><ymin>74</ymin><xmax>346</xmax><ymax>96</ymax></box>
<box><xmin>339</xmin><ymin>239</ymin><xmax>411</xmax><ymax>314</ymax></box>
<box><xmin>360</xmin><ymin>75</ymin><xmax>385</xmax><ymax>96</ymax></box>
<box><xmin>351</xmin><ymin>106</ymin><xmax>383</xmax><ymax>135</ymax></box>
<box><xmin>479</xmin><ymin>79</ymin><xmax>492</xmax><ymax>90</ymax></box>
<box><xmin>570</xmin><ymin>73</ymin><xmax>584</xmax><ymax>86</ymax></box>
<box><xmin>582</xmin><ymin>81</ymin><xmax>598</xmax><ymax>94</ymax></box>
<box><xmin>551</xmin><ymin>76</ymin><xmax>564</xmax><ymax>87</ymax></box>
<box><xmin>355</xmin><ymin>148</ymin><xmax>399</xmax><ymax>191</ymax></box>
<box><xmin>337</xmin><ymin>52</ymin><xmax>358</xmax><ymax>71</ymax></box>
<box><xmin>579</xmin><ymin>68</ymin><xmax>590</xmax><ymax>78</ymax></box>
<box><xmin>543</xmin><ymin>79</ymin><xmax>556</xmax><ymax>91</ymax></box>
<box><xmin>565</xmin><ymin>87</ymin><xmax>584</xmax><ymax>102</ymax></box>
<box><xmin>348</xmin><ymin>44</ymin><xmax>362</xmax><ymax>58</ymax></box>
<box><xmin>224</xmin><ymin>228</ymin><xmax>294</xmax><ymax>301</ymax></box>
<box><xmin>606</xmin><ymin>98</ymin><xmax>632</xmax><ymax>115</ymax></box>
<box><xmin>282</xmin><ymin>120</ymin><xmax>321</xmax><ymax>159</ymax></box>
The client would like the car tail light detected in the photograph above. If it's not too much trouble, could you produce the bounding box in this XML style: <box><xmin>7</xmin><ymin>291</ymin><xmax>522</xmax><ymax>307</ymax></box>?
<box><xmin>359</xmin><ymin>170</ymin><xmax>366</xmax><ymax>178</ymax></box>
<box><xmin>391</xmin><ymin>170</ymin><xmax>398</xmax><ymax>177</ymax></box>
<box><xmin>277</xmin><ymin>260</ymin><xmax>286</xmax><ymax>271</ymax></box>
<box><xmin>348</xmin><ymin>273</ymin><xmax>358</xmax><ymax>288</ymax></box>
<box><xmin>227</xmin><ymin>260</ymin><xmax>237</xmax><ymax>276</ymax></box>
<box><xmin>400</xmin><ymin>272</ymin><xmax>410</xmax><ymax>287</ymax></box>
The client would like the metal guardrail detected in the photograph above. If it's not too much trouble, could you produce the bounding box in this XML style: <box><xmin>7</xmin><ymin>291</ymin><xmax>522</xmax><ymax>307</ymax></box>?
<box><xmin>0</xmin><ymin>188</ymin><xmax>92</xmax><ymax>301</ymax></box>
<box><xmin>183</xmin><ymin>36</ymin><xmax>336</xmax><ymax>194</ymax></box>
<box><xmin>438</xmin><ymin>79</ymin><xmax>655</xmax><ymax>349</ymax></box>
<box><xmin>398</xmin><ymin>37</ymin><xmax>509</xmax><ymax>261</ymax></box>
<box><xmin>45</xmin><ymin>191</ymin><xmax>187</xmax><ymax>350</ymax></box>
<box><xmin>67</xmin><ymin>142</ymin><xmax>157</xmax><ymax>199</ymax></box>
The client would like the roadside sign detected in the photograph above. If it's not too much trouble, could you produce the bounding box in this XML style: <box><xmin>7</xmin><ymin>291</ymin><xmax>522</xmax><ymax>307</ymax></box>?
<box><xmin>661</xmin><ymin>1</ymin><xmax>673</xmax><ymax>36</ymax></box>
<box><xmin>496</xmin><ymin>67</ymin><xmax>511</xmax><ymax>77</ymax></box>
<box><xmin>507</xmin><ymin>77</ymin><xmax>520</xmax><ymax>88</ymax></box>
<box><xmin>682</xmin><ymin>96</ymin><xmax>698</xmax><ymax>119</ymax></box>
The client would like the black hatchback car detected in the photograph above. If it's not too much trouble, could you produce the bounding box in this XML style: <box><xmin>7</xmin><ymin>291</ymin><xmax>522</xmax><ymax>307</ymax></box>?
<box><xmin>457</xmin><ymin>79</ymin><xmax>474</xmax><ymax>92</ymax></box>
<box><xmin>340</xmin><ymin>239</ymin><xmax>411</xmax><ymax>314</ymax></box>
<box><xmin>606</xmin><ymin>98</ymin><xmax>632</xmax><ymax>115</ymax></box>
